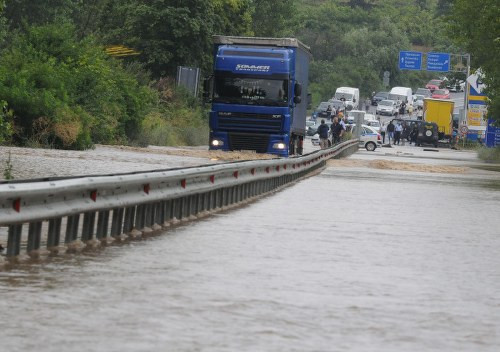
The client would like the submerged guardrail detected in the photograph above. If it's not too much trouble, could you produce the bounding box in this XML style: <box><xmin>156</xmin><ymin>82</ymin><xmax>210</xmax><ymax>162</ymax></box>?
<box><xmin>0</xmin><ymin>140</ymin><xmax>358</xmax><ymax>260</ymax></box>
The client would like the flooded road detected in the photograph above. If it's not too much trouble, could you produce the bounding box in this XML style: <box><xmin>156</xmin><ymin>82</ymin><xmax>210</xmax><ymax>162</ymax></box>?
<box><xmin>1</xmin><ymin>146</ymin><xmax>500</xmax><ymax>351</ymax></box>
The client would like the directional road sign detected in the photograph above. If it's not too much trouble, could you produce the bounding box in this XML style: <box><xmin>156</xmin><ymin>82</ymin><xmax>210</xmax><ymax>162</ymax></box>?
<box><xmin>426</xmin><ymin>52</ymin><xmax>450</xmax><ymax>72</ymax></box>
<box><xmin>399</xmin><ymin>51</ymin><xmax>422</xmax><ymax>70</ymax></box>
<box><xmin>467</xmin><ymin>69</ymin><xmax>486</xmax><ymax>94</ymax></box>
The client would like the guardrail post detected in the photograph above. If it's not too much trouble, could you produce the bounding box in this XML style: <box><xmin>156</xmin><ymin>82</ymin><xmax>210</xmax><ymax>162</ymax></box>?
<box><xmin>135</xmin><ymin>205</ymin><xmax>146</xmax><ymax>230</ymax></box>
<box><xmin>96</xmin><ymin>210</ymin><xmax>109</xmax><ymax>240</ymax></box>
<box><xmin>111</xmin><ymin>208</ymin><xmax>124</xmax><ymax>238</ymax></box>
<box><xmin>81</xmin><ymin>212</ymin><xmax>96</xmax><ymax>242</ymax></box>
<box><xmin>123</xmin><ymin>207</ymin><xmax>135</xmax><ymax>234</ymax></box>
<box><xmin>162</xmin><ymin>200</ymin><xmax>172</xmax><ymax>225</ymax></box>
<box><xmin>7</xmin><ymin>224</ymin><xmax>22</xmax><ymax>257</ymax></box>
<box><xmin>156</xmin><ymin>202</ymin><xmax>164</xmax><ymax>226</ymax></box>
<box><xmin>47</xmin><ymin>218</ymin><xmax>62</xmax><ymax>249</ymax></box>
<box><xmin>65</xmin><ymin>214</ymin><xmax>80</xmax><ymax>244</ymax></box>
<box><xmin>27</xmin><ymin>221</ymin><xmax>42</xmax><ymax>253</ymax></box>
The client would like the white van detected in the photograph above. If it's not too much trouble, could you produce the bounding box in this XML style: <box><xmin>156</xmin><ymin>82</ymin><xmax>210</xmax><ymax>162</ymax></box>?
<box><xmin>388</xmin><ymin>87</ymin><xmax>413</xmax><ymax>111</ymax></box>
<box><xmin>334</xmin><ymin>87</ymin><xmax>360</xmax><ymax>110</ymax></box>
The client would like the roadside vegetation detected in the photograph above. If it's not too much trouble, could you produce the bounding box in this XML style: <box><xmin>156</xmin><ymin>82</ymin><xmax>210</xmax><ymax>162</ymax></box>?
<box><xmin>478</xmin><ymin>147</ymin><xmax>500</xmax><ymax>163</ymax></box>
<box><xmin>0</xmin><ymin>0</ymin><xmax>497</xmax><ymax>150</ymax></box>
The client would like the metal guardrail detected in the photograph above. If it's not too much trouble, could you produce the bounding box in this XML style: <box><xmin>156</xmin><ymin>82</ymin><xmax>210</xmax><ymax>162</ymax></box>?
<box><xmin>0</xmin><ymin>140</ymin><xmax>358</xmax><ymax>259</ymax></box>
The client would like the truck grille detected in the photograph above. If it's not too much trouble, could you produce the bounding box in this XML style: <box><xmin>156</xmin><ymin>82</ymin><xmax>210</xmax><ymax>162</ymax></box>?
<box><xmin>228</xmin><ymin>133</ymin><xmax>269</xmax><ymax>153</ymax></box>
<box><xmin>218</xmin><ymin>112</ymin><xmax>282</xmax><ymax>133</ymax></box>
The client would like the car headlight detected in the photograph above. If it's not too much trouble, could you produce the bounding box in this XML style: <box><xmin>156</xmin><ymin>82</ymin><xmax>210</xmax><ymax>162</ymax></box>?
<box><xmin>211</xmin><ymin>139</ymin><xmax>224</xmax><ymax>147</ymax></box>
<box><xmin>272</xmin><ymin>142</ymin><xmax>286</xmax><ymax>150</ymax></box>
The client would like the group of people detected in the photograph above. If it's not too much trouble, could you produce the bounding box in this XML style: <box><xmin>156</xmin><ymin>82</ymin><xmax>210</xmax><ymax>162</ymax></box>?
<box><xmin>379</xmin><ymin>120</ymin><xmax>419</xmax><ymax>145</ymax></box>
<box><xmin>325</xmin><ymin>104</ymin><xmax>346</xmax><ymax>121</ymax></box>
<box><xmin>316</xmin><ymin>117</ymin><xmax>346</xmax><ymax>149</ymax></box>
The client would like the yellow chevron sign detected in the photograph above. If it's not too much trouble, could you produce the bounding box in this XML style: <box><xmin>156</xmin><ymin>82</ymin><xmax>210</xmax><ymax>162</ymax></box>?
<box><xmin>105</xmin><ymin>45</ymin><xmax>140</xmax><ymax>57</ymax></box>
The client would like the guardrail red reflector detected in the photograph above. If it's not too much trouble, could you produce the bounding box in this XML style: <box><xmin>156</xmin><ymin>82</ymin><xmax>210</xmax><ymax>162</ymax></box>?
<box><xmin>233</xmin><ymin>171</ymin><xmax>239</xmax><ymax>178</ymax></box>
<box><xmin>210</xmin><ymin>175</ymin><xmax>215</xmax><ymax>183</ymax></box>
<box><xmin>143</xmin><ymin>184</ymin><xmax>150</xmax><ymax>194</ymax></box>
<box><xmin>251</xmin><ymin>168</ymin><xmax>255</xmax><ymax>175</ymax></box>
<box><xmin>276</xmin><ymin>166</ymin><xmax>280</xmax><ymax>172</ymax></box>
<box><xmin>13</xmin><ymin>198</ymin><xmax>21</xmax><ymax>212</ymax></box>
<box><xmin>181</xmin><ymin>179</ymin><xmax>186</xmax><ymax>188</ymax></box>
<box><xmin>90</xmin><ymin>190</ymin><xmax>97</xmax><ymax>202</ymax></box>
<box><xmin>266</xmin><ymin>167</ymin><xmax>270</xmax><ymax>173</ymax></box>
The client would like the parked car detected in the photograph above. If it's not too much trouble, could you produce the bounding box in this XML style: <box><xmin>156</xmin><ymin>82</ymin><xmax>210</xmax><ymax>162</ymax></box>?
<box><xmin>431</xmin><ymin>89</ymin><xmax>450</xmax><ymax>99</ymax></box>
<box><xmin>415</xmin><ymin>88</ymin><xmax>431</xmax><ymax>98</ymax></box>
<box><xmin>425</xmin><ymin>79</ymin><xmax>445</xmax><ymax>92</ymax></box>
<box><xmin>376</xmin><ymin>99</ymin><xmax>398</xmax><ymax>116</ymax></box>
<box><xmin>447</xmin><ymin>80</ymin><xmax>465</xmax><ymax>92</ymax></box>
<box><xmin>364</xmin><ymin>118</ymin><xmax>380</xmax><ymax>132</ymax></box>
<box><xmin>416</xmin><ymin>122</ymin><xmax>439</xmax><ymax>147</ymax></box>
<box><xmin>350</xmin><ymin>124</ymin><xmax>382</xmax><ymax>151</ymax></box>
<box><xmin>327</xmin><ymin>98</ymin><xmax>346</xmax><ymax>113</ymax></box>
<box><xmin>413</xmin><ymin>94</ymin><xmax>425</xmax><ymax>109</ymax></box>
<box><xmin>312</xmin><ymin>123</ymin><xmax>381</xmax><ymax>151</ymax></box>
<box><xmin>371</xmin><ymin>91</ymin><xmax>389</xmax><ymax>106</ymax></box>
<box><xmin>306</xmin><ymin>119</ymin><xmax>317</xmax><ymax>136</ymax></box>
<box><xmin>316</xmin><ymin>102</ymin><xmax>332</xmax><ymax>119</ymax></box>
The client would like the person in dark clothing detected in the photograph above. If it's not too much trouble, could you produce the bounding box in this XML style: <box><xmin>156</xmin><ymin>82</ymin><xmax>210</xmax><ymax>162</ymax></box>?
<box><xmin>316</xmin><ymin>119</ymin><xmax>330</xmax><ymax>149</ymax></box>
<box><xmin>326</xmin><ymin>105</ymin><xmax>332</xmax><ymax>120</ymax></box>
<box><xmin>387</xmin><ymin>120</ymin><xmax>395</xmax><ymax>144</ymax></box>
<box><xmin>409</xmin><ymin>125</ymin><xmax>418</xmax><ymax>145</ymax></box>
<box><xmin>330</xmin><ymin>117</ymin><xmax>345</xmax><ymax>145</ymax></box>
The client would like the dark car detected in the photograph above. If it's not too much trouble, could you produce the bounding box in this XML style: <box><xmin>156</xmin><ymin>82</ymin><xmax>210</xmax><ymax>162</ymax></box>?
<box><xmin>390</xmin><ymin>118</ymin><xmax>423</xmax><ymax>141</ymax></box>
<box><xmin>371</xmin><ymin>91</ymin><xmax>389</xmax><ymax>105</ymax></box>
<box><xmin>416</xmin><ymin>122</ymin><xmax>439</xmax><ymax>147</ymax></box>
<box><xmin>316</xmin><ymin>102</ymin><xmax>333</xmax><ymax>119</ymax></box>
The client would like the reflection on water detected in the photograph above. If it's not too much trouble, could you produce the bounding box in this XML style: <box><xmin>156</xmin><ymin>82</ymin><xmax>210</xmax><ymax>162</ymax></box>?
<box><xmin>1</xmin><ymin>166</ymin><xmax>500</xmax><ymax>352</ymax></box>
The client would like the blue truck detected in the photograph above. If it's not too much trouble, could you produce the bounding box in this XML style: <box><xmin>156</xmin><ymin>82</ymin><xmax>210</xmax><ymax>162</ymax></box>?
<box><xmin>204</xmin><ymin>36</ymin><xmax>312</xmax><ymax>156</ymax></box>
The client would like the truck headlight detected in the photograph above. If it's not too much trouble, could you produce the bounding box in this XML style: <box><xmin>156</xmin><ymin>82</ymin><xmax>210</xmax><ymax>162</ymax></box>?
<box><xmin>211</xmin><ymin>139</ymin><xmax>224</xmax><ymax>147</ymax></box>
<box><xmin>273</xmin><ymin>142</ymin><xmax>286</xmax><ymax>150</ymax></box>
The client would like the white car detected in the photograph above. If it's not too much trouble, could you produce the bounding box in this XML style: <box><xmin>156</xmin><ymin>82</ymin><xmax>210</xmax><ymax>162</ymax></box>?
<box><xmin>376</xmin><ymin>100</ymin><xmax>398</xmax><ymax>116</ymax></box>
<box><xmin>364</xmin><ymin>119</ymin><xmax>380</xmax><ymax>132</ymax></box>
<box><xmin>350</xmin><ymin>124</ymin><xmax>382</xmax><ymax>151</ymax></box>
<box><xmin>312</xmin><ymin>124</ymin><xmax>381</xmax><ymax>151</ymax></box>
<box><xmin>413</xmin><ymin>94</ymin><xmax>425</xmax><ymax>110</ymax></box>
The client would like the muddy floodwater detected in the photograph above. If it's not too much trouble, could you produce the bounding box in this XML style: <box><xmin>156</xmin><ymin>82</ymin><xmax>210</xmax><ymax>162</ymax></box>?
<box><xmin>1</xmin><ymin>144</ymin><xmax>500</xmax><ymax>351</ymax></box>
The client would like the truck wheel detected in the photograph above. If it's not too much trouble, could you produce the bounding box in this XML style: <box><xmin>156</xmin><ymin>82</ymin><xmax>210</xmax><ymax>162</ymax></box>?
<box><xmin>297</xmin><ymin>136</ymin><xmax>304</xmax><ymax>155</ymax></box>
<box><xmin>289</xmin><ymin>136</ymin><xmax>296</xmax><ymax>155</ymax></box>
<box><xmin>365</xmin><ymin>141</ymin><xmax>376</xmax><ymax>151</ymax></box>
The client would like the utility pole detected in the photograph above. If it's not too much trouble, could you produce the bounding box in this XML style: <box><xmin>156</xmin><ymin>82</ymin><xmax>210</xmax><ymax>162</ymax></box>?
<box><xmin>464</xmin><ymin>53</ymin><xmax>471</xmax><ymax>124</ymax></box>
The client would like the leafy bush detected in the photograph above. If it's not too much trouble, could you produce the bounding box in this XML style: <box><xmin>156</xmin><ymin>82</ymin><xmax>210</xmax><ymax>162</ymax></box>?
<box><xmin>0</xmin><ymin>23</ymin><xmax>154</xmax><ymax>149</ymax></box>
<box><xmin>478</xmin><ymin>147</ymin><xmax>500</xmax><ymax>163</ymax></box>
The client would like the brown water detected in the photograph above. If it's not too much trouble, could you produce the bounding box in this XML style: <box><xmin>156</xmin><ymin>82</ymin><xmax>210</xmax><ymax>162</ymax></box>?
<box><xmin>1</xmin><ymin>161</ymin><xmax>500</xmax><ymax>351</ymax></box>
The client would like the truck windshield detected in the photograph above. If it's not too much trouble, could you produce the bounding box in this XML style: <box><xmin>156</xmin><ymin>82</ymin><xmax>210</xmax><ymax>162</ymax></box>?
<box><xmin>213</xmin><ymin>75</ymin><xmax>288</xmax><ymax>106</ymax></box>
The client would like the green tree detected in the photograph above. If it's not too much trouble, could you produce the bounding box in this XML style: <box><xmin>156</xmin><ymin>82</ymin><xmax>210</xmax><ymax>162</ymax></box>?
<box><xmin>448</xmin><ymin>0</ymin><xmax>500</xmax><ymax>123</ymax></box>
<box><xmin>0</xmin><ymin>23</ymin><xmax>154</xmax><ymax>148</ymax></box>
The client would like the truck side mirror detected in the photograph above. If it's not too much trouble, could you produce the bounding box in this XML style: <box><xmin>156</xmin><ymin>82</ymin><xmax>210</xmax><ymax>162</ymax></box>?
<box><xmin>294</xmin><ymin>82</ymin><xmax>302</xmax><ymax>97</ymax></box>
<box><xmin>293</xmin><ymin>96</ymin><xmax>302</xmax><ymax>104</ymax></box>
<box><xmin>307</xmin><ymin>93</ymin><xmax>312</xmax><ymax>109</ymax></box>
<box><xmin>202</xmin><ymin>77</ymin><xmax>212</xmax><ymax>102</ymax></box>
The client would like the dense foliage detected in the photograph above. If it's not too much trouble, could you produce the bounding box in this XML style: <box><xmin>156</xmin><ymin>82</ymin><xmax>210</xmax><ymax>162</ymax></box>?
<box><xmin>1</xmin><ymin>0</ymin><xmax>488</xmax><ymax>149</ymax></box>
<box><xmin>448</xmin><ymin>0</ymin><xmax>500</xmax><ymax>124</ymax></box>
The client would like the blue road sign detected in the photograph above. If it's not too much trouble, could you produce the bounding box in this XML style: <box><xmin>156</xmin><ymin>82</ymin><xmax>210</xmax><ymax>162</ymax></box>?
<box><xmin>399</xmin><ymin>51</ymin><xmax>422</xmax><ymax>70</ymax></box>
<box><xmin>427</xmin><ymin>52</ymin><xmax>450</xmax><ymax>72</ymax></box>
<box><xmin>486</xmin><ymin>119</ymin><xmax>500</xmax><ymax>147</ymax></box>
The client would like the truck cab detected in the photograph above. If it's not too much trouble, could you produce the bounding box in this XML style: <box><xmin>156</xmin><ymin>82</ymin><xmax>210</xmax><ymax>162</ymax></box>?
<box><xmin>205</xmin><ymin>36</ymin><xmax>311</xmax><ymax>157</ymax></box>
